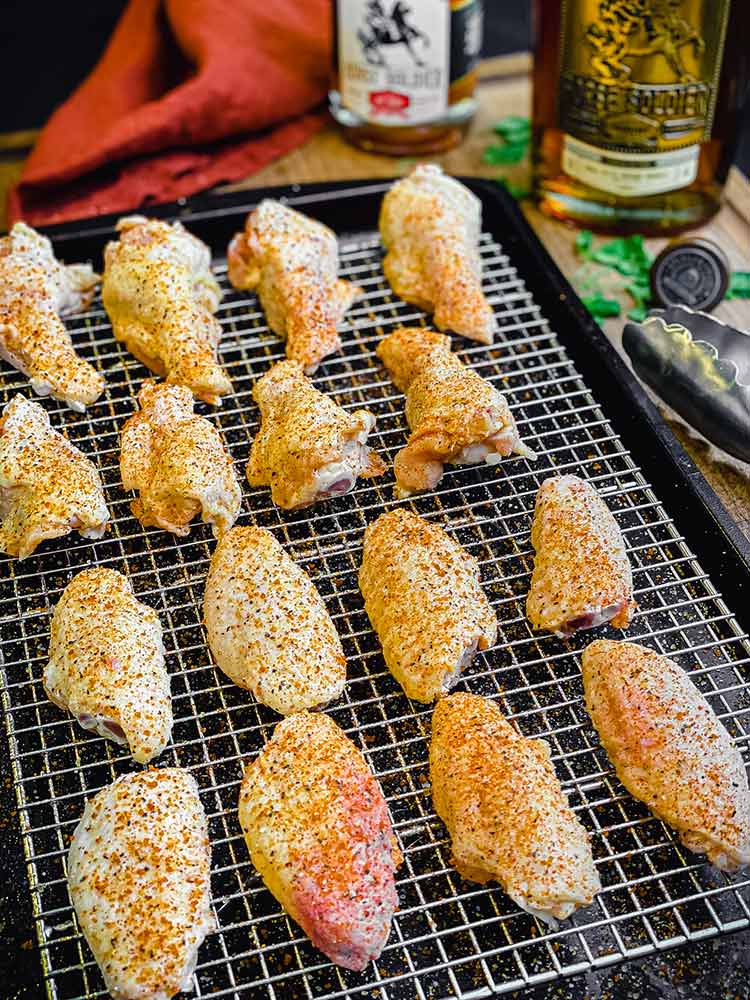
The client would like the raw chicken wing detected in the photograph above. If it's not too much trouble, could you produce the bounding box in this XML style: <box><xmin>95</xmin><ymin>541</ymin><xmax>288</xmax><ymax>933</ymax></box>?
<box><xmin>68</xmin><ymin>769</ymin><xmax>215</xmax><ymax>1000</ymax></box>
<box><xmin>377</xmin><ymin>326</ymin><xmax>534</xmax><ymax>495</ymax></box>
<box><xmin>0</xmin><ymin>395</ymin><xmax>109</xmax><ymax>559</ymax></box>
<box><xmin>0</xmin><ymin>222</ymin><xmax>103</xmax><ymax>410</ymax></box>
<box><xmin>102</xmin><ymin>215</ymin><xmax>231</xmax><ymax>404</ymax></box>
<box><xmin>527</xmin><ymin>475</ymin><xmax>634</xmax><ymax>637</ymax></box>
<box><xmin>431</xmin><ymin>693</ymin><xmax>601</xmax><ymax>924</ymax></box>
<box><xmin>239</xmin><ymin>712</ymin><xmax>401</xmax><ymax>970</ymax></box>
<box><xmin>227</xmin><ymin>199</ymin><xmax>361</xmax><ymax>372</ymax></box>
<box><xmin>204</xmin><ymin>526</ymin><xmax>346</xmax><ymax>715</ymax></box>
<box><xmin>45</xmin><ymin>568</ymin><xmax>171</xmax><ymax>763</ymax></box>
<box><xmin>582</xmin><ymin>639</ymin><xmax>750</xmax><ymax>872</ymax></box>
<box><xmin>120</xmin><ymin>380</ymin><xmax>241</xmax><ymax>537</ymax></box>
<box><xmin>247</xmin><ymin>359</ymin><xmax>384</xmax><ymax>509</ymax></box>
<box><xmin>379</xmin><ymin>164</ymin><xmax>496</xmax><ymax>343</ymax></box>
<box><xmin>359</xmin><ymin>509</ymin><xmax>497</xmax><ymax>702</ymax></box>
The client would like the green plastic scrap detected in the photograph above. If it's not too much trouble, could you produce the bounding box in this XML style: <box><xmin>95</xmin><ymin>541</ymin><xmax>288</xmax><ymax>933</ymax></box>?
<box><xmin>727</xmin><ymin>271</ymin><xmax>750</xmax><ymax>299</ymax></box>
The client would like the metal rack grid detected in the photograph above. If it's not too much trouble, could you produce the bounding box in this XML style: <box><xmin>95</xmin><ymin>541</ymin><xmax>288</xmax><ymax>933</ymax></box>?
<box><xmin>1</xmin><ymin>217</ymin><xmax>750</xmax><ymax>1000</ymax></box>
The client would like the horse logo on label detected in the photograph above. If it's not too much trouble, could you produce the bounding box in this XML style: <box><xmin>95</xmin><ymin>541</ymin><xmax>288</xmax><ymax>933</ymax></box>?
<box><xmin>357</xmin><ymin>1</ymin><xmax>430</xmax><ymax>67</ymax></box>
<box><xmin>584</xmin><ymin>0</ymin><xmax>705</xmax><ymax>83</ymax></box>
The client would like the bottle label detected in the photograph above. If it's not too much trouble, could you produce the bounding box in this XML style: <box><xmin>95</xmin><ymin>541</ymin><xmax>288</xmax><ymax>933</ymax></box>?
<box><xmin>337</xmin><ymin>1</ymin><xmax>482</xmax><ymax>126</ymax></box>
<box><xmin>556</xmin><ymin>0</ymin><xmax>730</xmax><ymax>195</ymax></box>
<box><xmin>562</xmin><ymin>135</ymin><xmax>699</xmax><ymax>196</ymax></box>
<box><xmin>451</xmin><ymin>1</ymin><xmax>483</xmax><ymax>84</ymax></box>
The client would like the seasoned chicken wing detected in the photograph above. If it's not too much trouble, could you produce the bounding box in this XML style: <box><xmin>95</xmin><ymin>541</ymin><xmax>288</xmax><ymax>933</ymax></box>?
<box><xmin>359</xmin><ymin>509</ymin><xmax>497</xmax><ymax>702</ymax></box>
<box><xmin>247</xmin><ymin>359</ymin><xmax>385</xmax><ymax>509</ymax></box>
<box><xmin>582</xmin><ymin>639</ymin><xmax>750</xmax><ymax>872</ymax></box>
<box><xmin>0</xmin><ymin>395</ymin><xmax>109</xmax><ymax>559</ymax></box>
<box><xmin>379</xmin><ymin>165</ymin><xmax>496</xmax><ymax>344</ymax></box>
<box><xmin>45</xmin><ymin>568</ymin><xmax>171</xmax><ymax>763</ymax></box>
<box><xmin>0</xmin><ymin>222</ymin><xmax>103</xmax><ymax>411</ymax></box>
<box><xmin>68</xmin><ymin>768</ymin><xmax>215</xmax><ymax>1000</ymax></box>
<box><xmin>239</xmin><ymin>712</ymin><xmax>401</xmax><ymax>970</ymax></box>
<box><xmin>431</xmin><ymin>693</ymin><xmax>601</xmax><ymax>924</ymax></box>
<box><xmin>120</xmin><ymin>380</ymin><xmax>241</xmax><ymax>538</ymax></box>
<box><xmin>102</xmin><ymin>215</ymin><xmax>231</xmax><ymax>404</ymax></box>
<box><xmin>227</xmin><ymin>199</ymin><xmax>361</xmax><ymax>373</ymax></box>
<box><xmin>204</xmin><ymin>526</ymin><xmax>346</xmax><ymax>715</ymax></box>
<box><xmin>527</xmin><ymin>475</ymin><xmax>634</xmax><ymax>637</ymax></box>
<box><xmin>377</xmin><ymin>326</ymin><xmax>534</xmax><ymax>495</ymax></box>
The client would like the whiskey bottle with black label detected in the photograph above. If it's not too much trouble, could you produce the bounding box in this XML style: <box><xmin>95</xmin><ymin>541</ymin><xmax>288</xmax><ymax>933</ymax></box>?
<box><xmin>329</xmin><ymin>0</ymin><xmax>484</xmax><ymax>155</ymax></box>
<box><xmin>532</xmin><ymin>1</ymin><xmax>750</xmax><ymax>233</ymax></box>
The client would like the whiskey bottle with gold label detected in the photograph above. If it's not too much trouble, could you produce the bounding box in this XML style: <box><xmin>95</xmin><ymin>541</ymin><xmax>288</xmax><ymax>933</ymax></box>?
<box><xmin>532</xmin><ymin>1</ymin><xmax>750</xmax><ymax>233</ymax></box>
<box><xmin>330</xmin><ymin>0</ymin><xmax>483</xmax><ymax>155</ymax></box>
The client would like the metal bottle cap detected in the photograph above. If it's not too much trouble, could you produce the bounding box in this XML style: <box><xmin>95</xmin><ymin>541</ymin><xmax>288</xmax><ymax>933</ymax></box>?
<box><xmin>650</xmin><ymin>237</ymin><xmax>731</xmax><ymax>312</ymax></box>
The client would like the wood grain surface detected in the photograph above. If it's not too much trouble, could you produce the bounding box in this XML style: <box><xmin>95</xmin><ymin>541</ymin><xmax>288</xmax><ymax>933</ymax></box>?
<box><xmin>1</xmin><ymin>54</ymin><xmax>749</xmax><ymax>533</ymax></box>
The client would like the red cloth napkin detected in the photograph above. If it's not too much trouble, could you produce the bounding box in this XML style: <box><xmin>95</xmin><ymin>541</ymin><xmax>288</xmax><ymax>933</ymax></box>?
<box><xmin>8</xmin><ymin>0</ymin><xmax>331</xmax><ymax>226</ymax></box>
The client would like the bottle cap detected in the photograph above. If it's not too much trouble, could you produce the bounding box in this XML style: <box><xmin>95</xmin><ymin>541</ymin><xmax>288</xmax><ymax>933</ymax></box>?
<box><xmin>650</xmin><ymin>237</ymin><xmax>730</xmax><ymax>312</ymax></box>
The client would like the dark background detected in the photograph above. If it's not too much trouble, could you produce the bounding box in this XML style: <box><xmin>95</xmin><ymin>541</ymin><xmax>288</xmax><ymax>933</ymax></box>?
<box><xmin>0</xmin><ymin>2</ymin><xmax>531</xmax><ymax>132</ymax></box>
<box><xmin>0</xmin><ymin>3</ymin><xmax>746</xmax><ymax>172</ymax></box>
<box><xmin>0</xmin><ymin>4</ymin><xmax>747</xmax><ymax>1000</ymax></box>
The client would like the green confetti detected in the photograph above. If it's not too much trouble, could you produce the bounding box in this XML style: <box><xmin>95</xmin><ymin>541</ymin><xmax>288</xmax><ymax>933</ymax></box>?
<box><xmin>727</xmin><ymin>271</ymin><xmax>750</xmax><ymax>299</ymax></box>
<box><xmin>581</xmin><ymin>293</ymin><xmax>621</xmax><ymax>319</ymax></box>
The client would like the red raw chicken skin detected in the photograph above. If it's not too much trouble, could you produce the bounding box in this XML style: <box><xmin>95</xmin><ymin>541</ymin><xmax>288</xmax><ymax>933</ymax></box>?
<box><xmin>291</xmin><ymin>765</ymin><xmax>401</xmax><ymax>971</ymax></box>
<box><xmin>8</xmin><ymin>0</ymin><xmax>330</xmax><ymax>226</ymax></box>
<box><xmin>238</xmin><ymin>713</ymin><xmax>401</xmax><ymax>971</ymax></box>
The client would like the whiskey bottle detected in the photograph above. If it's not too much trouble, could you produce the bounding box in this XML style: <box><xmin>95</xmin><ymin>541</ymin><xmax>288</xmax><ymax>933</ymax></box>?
<box><xmin>329</xmin><ymin>0</ymin><xmax>484</xmax><ymax>155</ymax></box>
<box><xmin>532</xmin><ymin>1</ymin><xmax>750</xmax><ymax>234</ymax></box>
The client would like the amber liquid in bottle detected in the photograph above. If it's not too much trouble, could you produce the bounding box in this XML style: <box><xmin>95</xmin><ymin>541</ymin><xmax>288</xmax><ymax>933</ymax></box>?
<box><xmin>330</xmin><ymin>0</ymin><xmax>482</xmax><ymax>155</ymax></box>
<box><xmin>532</xmin><ymin>0</ymin><xmax>750</xmax><ymax>234</ymax></box>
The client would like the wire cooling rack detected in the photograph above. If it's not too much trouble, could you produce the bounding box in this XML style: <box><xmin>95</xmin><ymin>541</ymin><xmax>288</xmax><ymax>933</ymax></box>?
<box><xmin>1</xmin><ymin>217</ymin><xmax>750</xmax><ymax>1000</ymax></box>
